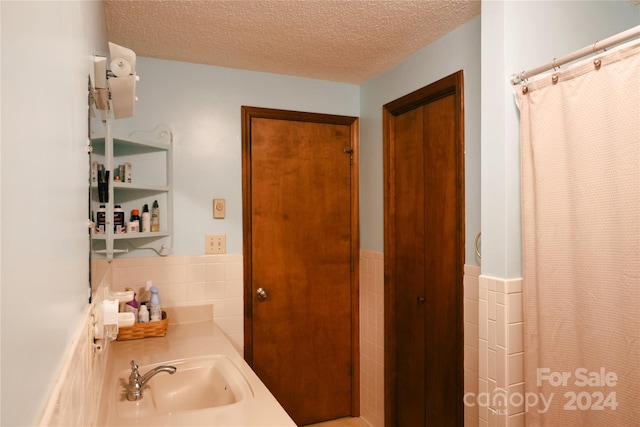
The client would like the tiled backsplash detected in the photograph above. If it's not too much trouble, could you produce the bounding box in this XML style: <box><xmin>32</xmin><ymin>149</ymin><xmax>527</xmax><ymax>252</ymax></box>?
<box><xmin>109</xmin><ymin>254</ymin><xmax>244</xmax><ymax>352</ymax></box>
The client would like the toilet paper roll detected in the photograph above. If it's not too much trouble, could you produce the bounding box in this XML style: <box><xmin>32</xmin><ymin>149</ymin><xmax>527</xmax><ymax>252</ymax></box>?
<box><xmin>110</xmin><ymin>58</ymin><xmax>132</xmax><ymax>77</ymax></box>
<box><xmin>109</xmin><ymin>42</ymin><xmax>136</xmax><ymax>74</ymax></box>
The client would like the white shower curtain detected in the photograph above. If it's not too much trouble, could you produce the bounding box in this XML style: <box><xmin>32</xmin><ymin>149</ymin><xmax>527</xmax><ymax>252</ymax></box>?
<box><xmin>517</xmin><ymin>41</ymin><xmax>640</xmax><ymax>426</ymax></box>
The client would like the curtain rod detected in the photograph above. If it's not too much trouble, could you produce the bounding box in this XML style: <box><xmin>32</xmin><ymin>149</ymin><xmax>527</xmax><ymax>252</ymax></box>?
<box><xmin>510</xmin><ymin>24</ymin><xmax>640</xmax><ymax>85</ymax></box>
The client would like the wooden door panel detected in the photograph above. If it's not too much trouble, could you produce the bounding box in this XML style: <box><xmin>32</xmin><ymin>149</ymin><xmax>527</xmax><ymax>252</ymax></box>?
<box><xmin>243</xmin><ymin>109</ymin><xmax>359</xmax><ymax>426</ymax></box>
<box><xmin>423</xmin><ymin>94</ymin><xmax>459</xmax><ymax>423</ymax></box>
<box><xmin>394</xmin><ymin>106</ymin><xmax>427</xmax><ymax>426</ymax></box>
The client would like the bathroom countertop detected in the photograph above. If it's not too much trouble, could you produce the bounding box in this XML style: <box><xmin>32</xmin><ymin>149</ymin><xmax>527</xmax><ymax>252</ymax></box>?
<box><xmin>97</xmin><ymin>306</ymin><xmax>296</xmax><ymax>427</ymax></box>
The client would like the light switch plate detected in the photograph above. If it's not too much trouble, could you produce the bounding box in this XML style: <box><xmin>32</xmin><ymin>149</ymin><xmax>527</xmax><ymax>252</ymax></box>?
<box><xmin>213</xmin><ymin>199</ymin><xmax>225</xmax><ymax>219</ymax></box>
<box><xmin>205</xmin><ymin>234</ymin><xmax>226</xmax><ymax>254</ymax></box>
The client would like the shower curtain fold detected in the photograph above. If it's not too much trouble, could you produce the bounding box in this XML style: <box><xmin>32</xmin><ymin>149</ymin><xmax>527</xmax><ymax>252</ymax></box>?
<box><xmin>517</xmin><ymin>41</ymin><xmax>640</xmax><ymax>426</ymax></box>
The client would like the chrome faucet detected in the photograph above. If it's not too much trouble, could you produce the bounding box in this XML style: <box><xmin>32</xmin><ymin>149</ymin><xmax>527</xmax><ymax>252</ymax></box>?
<box><xmin>126</xmin><ymin>359</ymin><xmax>177</xmax><ymax>401</ymax></box>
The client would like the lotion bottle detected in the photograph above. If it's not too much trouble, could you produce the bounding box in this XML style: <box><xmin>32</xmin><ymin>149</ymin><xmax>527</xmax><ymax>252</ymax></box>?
<box><xmin>150</xmin><ymin>286</ymin><xmax>162</xmax><ymax>321</ymax></box>
<box><xmin>96</xmin><ymin>205</ymin><xmax>106</xmax><ymax>234</ymax></box>
<box><xmin>141</xmin><ymin>204</ymin><xmax>150</xmax><ymax>232</ymax></box>
<box><xmin>114</xmin><ymin>205</ymin><xmax>125</xmax><ymax>234</ymax></box>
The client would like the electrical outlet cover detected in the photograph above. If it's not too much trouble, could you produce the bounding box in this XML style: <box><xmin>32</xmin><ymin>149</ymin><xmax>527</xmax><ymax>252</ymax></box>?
<box><xmin>205</xmin><ymin>234</ymin><xmax>226</xmax><ymax>254</ymax></box>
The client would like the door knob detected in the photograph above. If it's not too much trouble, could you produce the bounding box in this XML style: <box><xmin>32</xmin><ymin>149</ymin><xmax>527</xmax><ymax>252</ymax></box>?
<box><xmin>256</xmin><ymin>287</ymin><xmax>268</xmax><ymax>300</ymax></box>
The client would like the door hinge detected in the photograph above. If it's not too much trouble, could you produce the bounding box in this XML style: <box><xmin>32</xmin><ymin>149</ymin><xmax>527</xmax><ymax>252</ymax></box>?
<box><xmin>343</xmin><ymin>147</ymin><xmax>354</xmax><ymax>165</ymax></box>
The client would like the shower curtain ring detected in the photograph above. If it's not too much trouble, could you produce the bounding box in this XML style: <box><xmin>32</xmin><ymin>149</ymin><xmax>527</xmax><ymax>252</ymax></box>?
<box><xmin>592</xmin><ymin>40</ymin><xmax>606</xmax><ymax>55</ymax></box>
<box><xmin>552</xmin><ymin>58</ymin><xmax>559</xmax><ymax>71</ymax></box>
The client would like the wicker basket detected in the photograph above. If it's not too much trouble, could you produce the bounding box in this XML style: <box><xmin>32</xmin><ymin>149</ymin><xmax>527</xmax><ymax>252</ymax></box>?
<box><xmin>117</xmin><ymin>311</ymin><xmax>169</xmax><ymax>341</ymax></box>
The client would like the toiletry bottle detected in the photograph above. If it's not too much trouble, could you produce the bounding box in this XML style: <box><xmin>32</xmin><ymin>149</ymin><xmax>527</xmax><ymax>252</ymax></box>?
<box><xmin>114</xmin><ymin>205</ymin><xmax>125</xmax><ymax>234</ymax></box>
<box><xmin>151</xmin><ymin>200</ymin><xmax>160</xmax><ymax>232</ymax></box>
<box><xmin>130</xmin><ymin>209</ymin><xmax>141</xmax><ymax>232</ymax></box>
<box><xmin>138</xmin><ymin>304</ymin><xmax>149</xmax><ymax>323</ymax></box>
<box><xmin>141</xmin><ymin>204</ymin><xmax>150</xmax><ymax>233</ymax></box>
<box><xmin>96</xmin><ymin>205</ymin><xmax>106</xmax><ymax>234</ymax></box>
<box><xmin>149</xmin><ymin>286</ymin><xmax>162</xmax><ymax>321</ymax></box>
<box><xmin>139</xmin><ymin>280</ymin><xmax>153</xmax><ymax>306</ymax></box>
<box><xmin>125</xmin><ymin>292</ymin><xmax>139</xmax><ymax>323</ymax></box>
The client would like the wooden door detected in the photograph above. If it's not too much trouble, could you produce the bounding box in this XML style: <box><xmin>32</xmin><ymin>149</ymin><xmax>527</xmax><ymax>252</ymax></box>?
<box><xmin>384</xmin><ymin>71</ymin><xmax>465</xmax><ymax>427</ymax></box>
<box><xmin>242</xmin><ymin>107</ymin><xmax>359</xmax><ymax>426</ymax></box>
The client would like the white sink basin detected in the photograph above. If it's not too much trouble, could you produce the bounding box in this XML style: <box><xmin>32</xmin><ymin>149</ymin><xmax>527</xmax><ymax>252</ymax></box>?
<box><xmin>116</xmin><ymin>355</ymin><xmax>254</xmax><ymax>419</ymax></box>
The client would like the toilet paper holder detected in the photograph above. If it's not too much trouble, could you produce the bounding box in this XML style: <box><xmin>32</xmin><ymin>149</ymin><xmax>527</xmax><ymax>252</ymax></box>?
<box><xmin>92</xmin><ymin>42</ymin><xmax>139</xmax><ymax>119</ymax></box>
<box><xmin>91</xmin><ymin>287</ymin><xmax>136</xmax><ymax>352</ymax></box>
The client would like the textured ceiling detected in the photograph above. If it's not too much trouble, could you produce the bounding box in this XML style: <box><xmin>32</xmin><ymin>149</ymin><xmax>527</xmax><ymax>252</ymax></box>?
<box><xmin>104</xmin><ymin>0</ymin><xmax>480</xmax><ymax>84</ymax></box>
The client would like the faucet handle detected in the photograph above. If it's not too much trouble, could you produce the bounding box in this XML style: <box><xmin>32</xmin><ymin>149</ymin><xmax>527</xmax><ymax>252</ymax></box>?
<box><xmin>129</xmin><ymin>360</ymin><xmax>140</xmax><ymax>384</ymax></box>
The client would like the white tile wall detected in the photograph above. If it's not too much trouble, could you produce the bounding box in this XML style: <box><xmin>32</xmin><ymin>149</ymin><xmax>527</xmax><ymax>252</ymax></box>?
<box><xmin>478</xmin><ymin>275</ymin><xmax>524</xmax><ymax>427</ymax></box>
<box><xmin>464</xmin><ymin>264</ymin><xmax>481</xmax><ymax>427</ymax></box>
<box><xmin>359</xmin><ymin>250</ymin><xmax>384</xmax><ymax>427</ymax></box>
<box><xmin>38</xmin><ymin>268</ymin><xmax>112</xmax><ymax>426</ymax></box>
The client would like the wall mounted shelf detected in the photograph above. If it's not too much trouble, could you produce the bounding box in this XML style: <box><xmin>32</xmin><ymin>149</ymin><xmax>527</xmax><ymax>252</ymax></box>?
<box><xmin>90</xmin><ymin>122</ymin><xmax>173</xmax><ymax>262</ymax></box>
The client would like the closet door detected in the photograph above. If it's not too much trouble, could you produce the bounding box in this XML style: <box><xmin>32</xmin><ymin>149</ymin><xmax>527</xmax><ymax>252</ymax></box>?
<box><xmin>384</xmin><ymin>71</ymin><xmax>465</xmax><ymax>427</ymax></box>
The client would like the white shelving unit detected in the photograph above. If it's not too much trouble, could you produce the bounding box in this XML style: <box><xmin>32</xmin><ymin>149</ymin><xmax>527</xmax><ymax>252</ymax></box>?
<box><xmin>90</xmin><ymin>121</ymin><xmax>173</xmax><ymax>262</ymax></box>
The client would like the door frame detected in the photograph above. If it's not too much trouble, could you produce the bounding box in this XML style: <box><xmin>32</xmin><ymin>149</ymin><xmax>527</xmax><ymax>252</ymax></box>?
<box><xmin>383</xmin><ymin>71</ymin><xmax>465</xmax><ymax>426</ymax></box>
<box><xmin>241</xmin><ymin>106</ymin><xmax>361</xmax><ymax>416</ymax></box>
